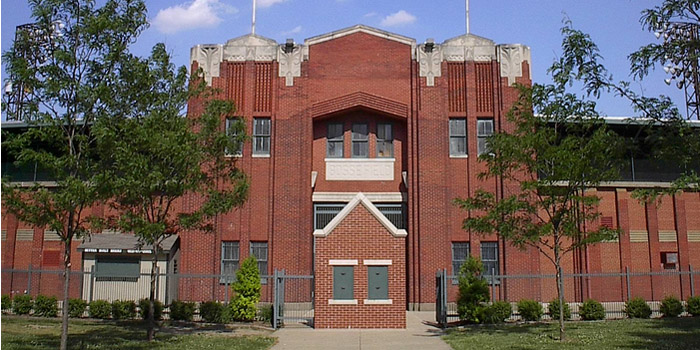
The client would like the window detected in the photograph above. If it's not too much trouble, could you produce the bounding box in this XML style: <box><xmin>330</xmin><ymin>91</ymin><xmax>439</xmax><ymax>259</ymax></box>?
<box><xmin>452</xmin><ymin>242</ymin><xmax>470</xmax><ymax>276</ymax></box>
<box><xmin>375</xmin><ymin>203</ymin><xmax>405</xmax><ymax>229</ymax></box>
<box><xmin>253</xmin><ymin>118</ymin><xmax>271</xmax><ymax>155</ymax></box>
<box><xmin>477</xmin><ymin>119</ymin><xmax>494</xmax><ymax>156</ymax></box>
<box><xmin>481</xmin><ymin>242</ymin><xmax>499</xmax><ymax>283</ymax></box>
<box><xmin>250</xmin><ymin>242</ymin><xmax>268</xmax><ymax>277</ymax></box>
<box><xmin>352</xmin><ymin>123</ymin><xmax>369</xmax><ymax>157</ymax></box>
<box><xmin>95</xmin><ymin>256</ymin><xmax>140</xmax><ymax>281</ymax></box>
<box><xmin>449</xmin><ymin>118</ymin><xmax>467</xmax><ymax>156</ymax></box>
<box><xmin>314</xmin><ymin>203</ymin><xmax>346</xmax><ymax>229</ymax></box>
<box><xmin>333</xmin><ymin>266</ymin><xmax>354</xmax><ymax>300</ymax></box>
<box><xmin>221</xmin><ymin>241</ymin><xmax>239</xmax><ymax>283</ymax></box>
<box><xmin>367</xmin><ymin>266</ymin><xmax>388</xmax><ymax>300</ymax></box>
<box><xmin>327</xmin><ymin>123</ymin><xmax>344</xmax><ymax>158</ymax></box>
<box><xmin>225</xmin><ymin>117</ymin><xmax>243</xmax><ymax>156</ymax></box>
<box><xmin>376</xmin><ymin>123</ymin><xmax>394</xmax><ymax>158</ymax></box>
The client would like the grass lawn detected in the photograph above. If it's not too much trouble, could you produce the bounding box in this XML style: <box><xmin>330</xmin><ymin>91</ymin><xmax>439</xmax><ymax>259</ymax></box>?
<box><xmin>1</xmin><ymin>316</ymin><xmax>276</xmax><ymax>350</ymax></box>
<box><xmin>443</xmin><ymin>317</ymin><xmax>700</xmax><ymax>350</ymax></box>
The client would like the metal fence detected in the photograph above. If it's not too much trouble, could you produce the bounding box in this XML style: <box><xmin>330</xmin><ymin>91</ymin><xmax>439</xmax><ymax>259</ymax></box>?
<box><xmin>440</xmin><ymin>267</ymin><xmax>699</xmax><ymax>324</ymax></box>
<box><xmin>272</xmin><ymin>270</ymin><xmax>314</xmax><ymax>329</ymax></box>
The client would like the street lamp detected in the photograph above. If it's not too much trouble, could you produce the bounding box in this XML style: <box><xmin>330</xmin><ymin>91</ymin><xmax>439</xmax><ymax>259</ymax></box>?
<box><xmin>656</xmin><ymin>22</ymin><xmax>700</xmax><ymax>120</ymax></box>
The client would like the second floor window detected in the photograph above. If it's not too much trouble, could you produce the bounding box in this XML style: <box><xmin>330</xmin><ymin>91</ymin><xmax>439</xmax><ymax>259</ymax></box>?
<box><xmin>327</xmin><ymin>123</ymin><xmax>344</xmax><ymax>158</ymax></box>
<box><xmin>225</xmin><ymin>118</ymin><xmax>243</xmax><ymax>156</ymax></box>
<box><xmin>253</xmin><ymin>118</ymin><xmax>271</xmax><ymax>155</ymax></box>
<box><xmin>376</xmin><ymin>123</ymin><xmax>394</xmax><ymax>158</ymax></box>
<box><xmin>352</xmin><ymin>123</ymin><xmax>369</xmax><ymax>158</ymax></box>
<box><xmin>477</xmin><ymin>119</ymin><xmax>494</xmax><ymax>156</ymax></box>
<box><xmin>449</xmin><ymin>118</ymin><xmax>467</xmax><ymax>156</ymax></box>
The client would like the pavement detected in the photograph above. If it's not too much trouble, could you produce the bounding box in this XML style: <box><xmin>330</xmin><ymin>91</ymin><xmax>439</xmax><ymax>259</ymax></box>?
<box><xmin>270</xmin><ymin>311</ymin><xmax>451</xmax><ymax>350</ymax></box>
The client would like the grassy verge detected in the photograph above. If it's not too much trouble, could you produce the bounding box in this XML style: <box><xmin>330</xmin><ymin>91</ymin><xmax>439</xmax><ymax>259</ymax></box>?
<box><xmin>443</xmin><ymin>317</ymin><xmax>700</xmax><ymax>350</ymax></box>
<box><xmin>1</xmin><ymin>316</ymin><xmax>276</xmax><ymax>350</ymax></box>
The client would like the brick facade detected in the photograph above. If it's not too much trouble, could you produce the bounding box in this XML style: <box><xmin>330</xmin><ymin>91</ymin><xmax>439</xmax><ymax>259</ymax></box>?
<box><xmin>3</xmin><ymin>25</ymin><xmax>700</xmax><ymax>319</ymax></box>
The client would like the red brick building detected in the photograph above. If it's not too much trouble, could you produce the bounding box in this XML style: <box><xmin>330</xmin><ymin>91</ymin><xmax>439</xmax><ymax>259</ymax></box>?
<box><xmin>3</xmin><ymin>25</ymin><xmax>700</xmax><ymax>326</ymax></box>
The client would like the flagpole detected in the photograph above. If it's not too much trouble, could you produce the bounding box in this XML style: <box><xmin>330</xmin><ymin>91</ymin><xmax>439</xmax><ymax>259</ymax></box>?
<box><xmin>252</xmin><ymin>0</ymin><xmax>257</xmax><ymax>35</ymax></box>
<box><xmin>466</xmin><ymin>0</ymin><xmax>470</xmax><ymax>34</ymax></box>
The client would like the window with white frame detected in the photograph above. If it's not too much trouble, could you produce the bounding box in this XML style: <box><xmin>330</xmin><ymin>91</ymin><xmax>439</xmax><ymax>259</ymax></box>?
<box><xmin>376</xmin><ymin>123</ymin><xmax>393</xmax><ymax>158</ymax></box>
<box><xmin>225</xmin><ymin>118</ymin><xmax>243</xmax><ymax>156</ymax></box>
<box><xmin>253</xmin><ymin>118</ymin><xmax>271</xmax><ymax>155</ymax></box>
<box><xmin>327</xmin><ymin>123</ymin><xmax>344</xmax><ymax>158</ymax></box>
<box><xmin>352</xmin><ymin>123</ymin><xmax>369</xmax><ymax>157</ymax></box>
<box><xmin>449</xmin><ymin>118</ymin><xmax>467</xmax><ymax>156</ymax></box>
<box><xmin>480</xmin><ymin>241</ymin><xmax>499</xmax><ymax>283</ymax></box>
<box><xmin>250</xmin><ymin>242</ymin><xmax>268</xmax><ymax>277</ymax></box>
<box><xmin>452</xmin><ymin>242</ymin><xmax>470</xmax><ymax>276</ymax></box>
<box><xmin>477</xmin><ymin>118</ymin><xmax>494</xmax><ymax>156</ymax></box>
<box><xmin>221</xmin><ymin>241</ymin><xmax>239</xmax><ymax>283</ymax></box>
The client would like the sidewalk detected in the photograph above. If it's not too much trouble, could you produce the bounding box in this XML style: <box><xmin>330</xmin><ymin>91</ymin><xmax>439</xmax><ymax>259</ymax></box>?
<box><xmin>270</xmin><ymin>311</ymin><xmax>451</xmax><ymax>350</ymax></box>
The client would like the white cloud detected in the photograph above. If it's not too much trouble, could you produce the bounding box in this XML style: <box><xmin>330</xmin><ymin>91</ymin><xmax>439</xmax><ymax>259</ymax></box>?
<box><xmin>380</xmin><ymin>10</ymin><xmax>416</xmax><ymax>27</ymax></box>
<box><xmin>281</xmin><ymin>25</ymin><xmax>302</xmax><ymax>36</ymax></box>
<box><xmin>258</xmin><ymin>0</ymin><xmax>287</xmax><ymax>8</ymax></box>
<box><xmin>152</xmin><ymin>0</ymin><xmax>238</xmax><ymax>34</ymax></box>
<box><xmin>363</xmin><ymin>12</ymin><xmax>377</xmax><ymax>18</ymax></box>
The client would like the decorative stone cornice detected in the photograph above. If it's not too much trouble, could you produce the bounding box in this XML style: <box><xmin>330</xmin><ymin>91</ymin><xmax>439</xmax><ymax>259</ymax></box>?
<box><xmin>278</xmin><ymin>43</ymin><xmax>305</xmax><ymax>86</ymax></box>
<box><xmin>497</xmin><ymin>44</ymin><xmax>531</xmax><ymax>86</ymax></box>
<box><xmin>313</xmin><ymin>192</ymin><xmax>408</xmax><ymax>238</ymax></box>
<box><xmin>417</xmin><ymin>43</ymin><xmax>442</xmax><ymax>87</ymax></box>
<box><xmin>190</xmin><ymin>44</ymin><xmax>223</xmax><ymax>85</ymax></box>
<box><xmin>441</xmin><ymin>33</ymin><xmax>497</xmax><ymax>62</ymax></box>
<box><xmin>223</xmin><ymin>34</ymin><xmax>278</xmax><ymax>62</ymax></box>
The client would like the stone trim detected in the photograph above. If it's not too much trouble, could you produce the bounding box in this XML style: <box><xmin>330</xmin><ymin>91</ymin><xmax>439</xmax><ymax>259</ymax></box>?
<box><xmin>328</xmin><ymin>299</ymin><xmax>358</xmax><ymax>305</ymax></box>
<box><xmin>363</xmin><ymin>259</ymin><xmax>392</xmax><ymax>265</ymax></box>
<box><xmin>312</xmin><ymin>192</ymin><xmax>406</xmax><ymax>202</ymax></box>
<box><xmin>328</xmin><ymin>259</ymin><xmax>358</xmax><ymax>265</ymax></box>
<box><xmin>363</xmin><ymin>299</ymin><xmax>393</xmax><ymax>305</ymax></box>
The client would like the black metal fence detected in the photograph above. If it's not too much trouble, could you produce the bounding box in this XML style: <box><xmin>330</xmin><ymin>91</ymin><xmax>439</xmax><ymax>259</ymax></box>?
<box><xmin>440</xmin><ymin>267</ymin><xmax>699</xmax><ymax>324</ymax></box>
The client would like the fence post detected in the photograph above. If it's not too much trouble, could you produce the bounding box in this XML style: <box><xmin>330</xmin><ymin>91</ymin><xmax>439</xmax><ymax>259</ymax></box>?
<box><xmin>272</xmin><ymin>269</ymin><xmax>279</xmax><ymax>330</ymax></box>
<box><xmin>625</xmin><ymin>266</ymin><xmax>631</xmax><ymax>301</ymax></box>
<box><xmin>691</xmin><ymin>265</ymin><xmax>695</xmax><ymax>297</ymax></box>
<box><xmin>490</xmin><ymin>267</ymin><xmax>495</xmax><ymax>302</ymax></box>
<box><xmin>26</xmin><ymin>264</ymin><xmax>32</xmax><ymax>295</ymax></box>
<box><xmin>89</xmin><ymin>265</ymin><xmax>95</xmax><ymax>303</ymax></box>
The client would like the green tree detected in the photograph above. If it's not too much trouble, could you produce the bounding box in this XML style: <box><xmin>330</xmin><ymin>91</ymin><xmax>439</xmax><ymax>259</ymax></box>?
<box><xmin>230</xmin><ymin>256</ymin><xmax>261</xmax><ymax>321</ymax></box>
<box><xmin>1</xmin><ymin>2</ymin><xmax>147</xmax><ymax>349</ymax></box>
<box><xmin>456</xmin><ymin>256</ymin><xmax>490</xmax><ymax>323</ymax></box>
<box><xmin>94</xmin><ymin>44</ymin><xmax>248</xmax><ymax>341</ymax></box>
<box><xmin>455</xmin><ymin>23</ymin><xmax>622</xmax><ymax>341</ymax></box>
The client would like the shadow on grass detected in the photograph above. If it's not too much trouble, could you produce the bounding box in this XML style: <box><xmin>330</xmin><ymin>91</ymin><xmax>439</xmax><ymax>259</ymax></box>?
<box><xmin>618</xmin><ymin>317</ymin><xmax>700</xmax><ymax>350</ymax></box>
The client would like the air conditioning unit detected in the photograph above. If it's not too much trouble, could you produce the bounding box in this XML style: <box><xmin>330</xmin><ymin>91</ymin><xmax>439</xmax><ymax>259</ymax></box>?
<box><xmin>661</xmin><ymin>252</ymin><xmax>678</xmax><ymax>264</ymax></box>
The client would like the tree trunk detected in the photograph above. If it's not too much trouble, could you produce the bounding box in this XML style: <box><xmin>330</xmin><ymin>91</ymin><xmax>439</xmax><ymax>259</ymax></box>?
<box><xmin>147</xmin><ymin>249</ymin><xmax>159</xmax><ymax>341</ymax></box>
<box><xmin>555</xmin><ymin>248</ymin><xmax>566</xmax><ymax>342</ymax></box>
<box><xmin>60</xmin><ymin>239</ymin><xmax>72</xmax><ymax>350</ymax></box>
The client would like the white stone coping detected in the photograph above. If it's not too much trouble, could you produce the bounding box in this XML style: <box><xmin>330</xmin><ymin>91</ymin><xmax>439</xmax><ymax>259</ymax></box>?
<box><xmin>312</xmin><ymin>192</ymin><xmax>406</xmax><ymax>202</ymax></box>
<box><xmin>329</xmin><ymin>259</ymin><xmax>358</xmax><ymax>266</ymax></box>
<box><xmin>328</xmin><ymin>299</ymin><xmax>358</xmax><ymax>305</ymax></box>
<box><xmin>363</xmin><ymin>259</ymin><xmax>392</xmax><ymax>265</ymax></box>
<box><xmin>363</xmin><ymin>299</ymin><xmax>393</xmax><ymax>305</ymax></box>
<box><xmin>313</xmin><ymin>193</ymin><xmax>408</xmax><ymax>238</ymax></box>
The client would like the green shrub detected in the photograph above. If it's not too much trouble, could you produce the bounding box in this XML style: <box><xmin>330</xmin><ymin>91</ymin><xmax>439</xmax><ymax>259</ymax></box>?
<box><xmin>68</xmin><ymin>299</ymin><xmax>88</xmax><ymax>318</ymax></box>
<box><xmin>230</xmin><ymin>256</ymin><xmax>261</xmax><ymax>322</ymax></box>
<box><xmin>481</xmin><ymin>301</ymin><xmax>512</xmax><ymax>324</ymax></box>
<box><xmin>170</xmin><ymin>300</ymin><xmax>195</xmax><ymax>321</ymax></box>
<box><xmin>257</xmin><ymin>304</ymin><xmax>273</xmax><ymax>323</ymax></box>
<box><xmin>547</xmin><ymin>298</ymin><xmax>571</xmax><ymax>321</ymax></box>
<box><xmin>12</xmin><ymin>295</ymin><xmax>33</xmax><ymax>315</ymax></box>
<box><xmin>200</xmin><ymin>301</ymin><xmax>226</xmax><ymax>323</ymax></box>
<box><xmin>138</xmin><ymin>298</ymin><xmax>163</xmax><ymax>320</ymax></box>
<box><xmin>2</xmin><ymin>295</ymin><xmax>12</xmax><ymax>312</ymax></box>
<box><xmin>517</xmin><ymin>299</ymin><xmax>543</xmax><ymax>321</ymax></box>
<box><xmin>580</xmin><ymin>299</ymin><xmax>606</xmax><ymax>320</ymax></box>
<box><xmin>34</xmin><ymin>295</ymin><xmax>58</xmax><ymax>317</ymax></box>
<box><xmin>625</xmin><ymin>297</ymin><xmax>651</xmax><ymax>319</ymax></box>
<box><xmin>660</xmin><ymin>295</ymin><xmax>683</xmax><ymax>318</ymax></box>
<box><xmin>456</xmin><ymin>256</ymin><xmax>490</xmax><ymax>323</ymax></box>
<box><xmin>111</xmin><ymin>300</ymin><xmax>136</xmax><ymax>320</ymax></box>
<box><xmin>688</xmin><ymin>296</ymin><xmax>700</xmax><ymax>316</ymax></box>
<box><xmin>89</xmin><ymin>300</ymin><xmax>112</xmax><ymax>319</ymax></box>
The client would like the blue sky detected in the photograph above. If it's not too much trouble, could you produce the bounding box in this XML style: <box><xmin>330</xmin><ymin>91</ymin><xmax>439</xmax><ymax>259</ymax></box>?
<box><xmin>1</xmin><ymin>0</ymin><xmax>687</xmax><ymax>117</ymax></box>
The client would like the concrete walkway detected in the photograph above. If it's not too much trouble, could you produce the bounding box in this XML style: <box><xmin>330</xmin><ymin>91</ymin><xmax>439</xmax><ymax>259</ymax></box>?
<box><xmin>270</xmin><ymin>311</ymin><xmax>451</xmax><ymax>350</ymax></box>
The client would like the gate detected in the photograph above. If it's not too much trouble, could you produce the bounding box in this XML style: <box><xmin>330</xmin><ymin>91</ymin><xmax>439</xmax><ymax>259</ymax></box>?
<box><xmin>272</xmin><ymin>269</ymin><xmax>314</xmax><ymax>329</ymax></box>
<box><xmin>436</xmin><ymin>268</ymin><xmax>448</xmax><ymax>327</ymax></box>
